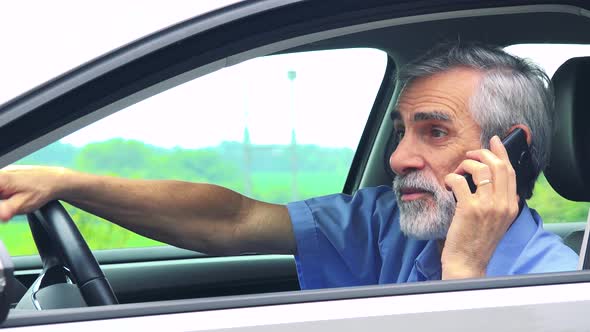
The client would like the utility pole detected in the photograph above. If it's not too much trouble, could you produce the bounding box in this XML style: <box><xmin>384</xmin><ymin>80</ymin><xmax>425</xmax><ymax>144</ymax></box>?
<box><xmin>288</xmin><ymin>70</ymin><xmax>298</xmax><ymax>201</ymax></box>
<box><xmin>242</xmin><ymin>85</ymin><xmax>252</xmax><ymax>197</ymax></box>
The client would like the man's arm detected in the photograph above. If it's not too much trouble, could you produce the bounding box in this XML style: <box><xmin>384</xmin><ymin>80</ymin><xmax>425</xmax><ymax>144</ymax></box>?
<box><xmin>0</xmin><ymin>166</ymin><xmax>296</xmax><ymax>255</ymax></box>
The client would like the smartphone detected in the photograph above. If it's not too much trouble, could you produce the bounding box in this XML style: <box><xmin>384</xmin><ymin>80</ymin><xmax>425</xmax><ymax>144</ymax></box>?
<box><xmin>463</xmin><ymin>128</ymin><xmax>533</xmax><ymax>198</ymax></box>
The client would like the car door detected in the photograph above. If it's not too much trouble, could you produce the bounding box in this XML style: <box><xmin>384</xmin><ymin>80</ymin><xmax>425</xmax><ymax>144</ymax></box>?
<box><xmin>2</xmin><ymin>0</ymin><xmax>590</xmax><ymax>330</ymax></box>
<box><xmin>1</xmin><ymin>1</ymin><xmax>393</xmax><ymax>306</ymax></box>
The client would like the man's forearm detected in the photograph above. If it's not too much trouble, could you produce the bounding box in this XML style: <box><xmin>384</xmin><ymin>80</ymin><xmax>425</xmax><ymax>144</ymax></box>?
<box><xmin>0</xmin><ymin>166</ymin><xmax>295</xmax><ymax>255</ymax></box>
<box><xmin>58</xmin><ymin>171</ymin><xmax>249</xmax><ymax>253</ymax></box>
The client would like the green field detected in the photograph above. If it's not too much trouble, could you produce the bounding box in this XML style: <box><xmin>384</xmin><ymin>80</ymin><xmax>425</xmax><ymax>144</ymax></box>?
<box><xmin>528</xmin><ymin>174</ymin><xmax>590</xmax><ymax>223</ymax></box>
<box><xmin>0</xmin><ymin>220</ymin><xmax>164</xmax><ymax>256</ymax></box>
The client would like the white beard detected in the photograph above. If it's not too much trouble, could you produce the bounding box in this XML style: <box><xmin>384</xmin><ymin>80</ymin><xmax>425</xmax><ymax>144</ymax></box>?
<box><xmin>393</xmin><ymin>171</ymin><xmax>456</xmax><ymax>240</ymax></box>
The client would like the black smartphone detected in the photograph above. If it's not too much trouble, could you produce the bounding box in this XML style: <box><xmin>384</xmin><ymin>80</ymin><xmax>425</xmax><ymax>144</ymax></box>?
<box><xmin>463</xmin><ymin>128</ymin><xmax>533</xmax><ymax>198</ymax></box>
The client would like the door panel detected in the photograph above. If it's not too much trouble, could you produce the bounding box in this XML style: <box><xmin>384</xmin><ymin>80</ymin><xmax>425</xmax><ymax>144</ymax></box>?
<box><xmin>14</xmin><ymin>251</ymin><xmax>299</xmax><ymax>304</ymax></box>
<box><xmin>104</xmin><ymin>254</ymin><xmax>299</xmax><ymax>303</ymax></box>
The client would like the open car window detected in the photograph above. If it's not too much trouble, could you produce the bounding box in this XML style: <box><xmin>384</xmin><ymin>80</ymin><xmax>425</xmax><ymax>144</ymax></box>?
<box><xmin>0</xmin><ymin>48</ymin><xmax>388</xmax><ymax>256</ymax></box>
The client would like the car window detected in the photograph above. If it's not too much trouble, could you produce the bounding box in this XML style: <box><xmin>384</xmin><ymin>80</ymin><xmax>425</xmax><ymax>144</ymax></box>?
<box><xmin>0</xmin><ymin>48</ymin><xmax>388</xmax><ymax>256</ymax></box>
<box><xmin>505</xmin><ymin>44</ymin><xmax>590</xmax><ymax>224</ymax></box>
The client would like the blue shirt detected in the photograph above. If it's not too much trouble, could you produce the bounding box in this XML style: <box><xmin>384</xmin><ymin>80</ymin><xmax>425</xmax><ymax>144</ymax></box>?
<box><xmin>287</xmin><ymin>186</ymin><xmax>579</xmax><ymax>290</ymax></box>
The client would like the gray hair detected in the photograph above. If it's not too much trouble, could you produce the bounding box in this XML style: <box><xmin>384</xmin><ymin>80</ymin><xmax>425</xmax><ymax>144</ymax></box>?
<box><xmin>397</xmin><ymin>43</ymin><xmax>553</xmax><ymax>199</ymax></box>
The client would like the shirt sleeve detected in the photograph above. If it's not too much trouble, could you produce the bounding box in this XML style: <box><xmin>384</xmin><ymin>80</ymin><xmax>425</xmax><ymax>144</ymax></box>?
<box><xmin>287</xmin><ymin>186</ymin><xmax>397</xmax><ymax>289</ymax></box>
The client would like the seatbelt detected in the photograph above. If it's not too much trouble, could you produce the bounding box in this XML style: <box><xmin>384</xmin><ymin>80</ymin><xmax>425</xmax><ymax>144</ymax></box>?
<box><xmin>578</xmin><ymin>208</ymin><xmax>590</xmax><ymax>270</ymax></box>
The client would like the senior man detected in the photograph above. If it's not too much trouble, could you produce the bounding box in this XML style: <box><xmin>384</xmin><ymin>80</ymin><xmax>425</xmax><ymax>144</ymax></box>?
<box><xmin>0</xmin><ymin>44</ymin><xmax>578</xmax><ymax>289</ymax></box>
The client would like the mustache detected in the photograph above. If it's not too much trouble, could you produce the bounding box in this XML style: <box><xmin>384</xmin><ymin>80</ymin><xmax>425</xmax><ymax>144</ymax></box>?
<box><xmin>393</xmin><ymin>172</ymin><xmax>441</xmax><ymax>196</ymax></box>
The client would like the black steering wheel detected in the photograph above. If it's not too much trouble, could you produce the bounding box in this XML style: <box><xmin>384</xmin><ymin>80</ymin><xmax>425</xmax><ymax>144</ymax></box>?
<box><xmin>26</xmin><ymin>201</ymin><xmax>118</xmax><ymax>308</ymax></box>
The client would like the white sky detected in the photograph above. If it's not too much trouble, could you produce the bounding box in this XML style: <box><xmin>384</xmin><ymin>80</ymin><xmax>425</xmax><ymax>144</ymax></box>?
<box><xmin>56</xmin><ymin>48</ymin><xmax>387</xmax><ymax>149</ymax></box>
<box><xmin>0</xmin><ymin>1</ymin><xmax>241</xmax><ymax>104</ymax></box>
<box><xmin>504</xmin><ymin>44</ymin><xmax>590</xmax><ymax>78</ymax></box>
<box><xmin>2</xmin><ymin>2</ymin><xmax>590</xmax><ymax>150</ymax></box>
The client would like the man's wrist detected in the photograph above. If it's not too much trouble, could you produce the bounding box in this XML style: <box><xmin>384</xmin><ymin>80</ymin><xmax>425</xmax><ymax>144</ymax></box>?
<box><xmin>52</xmin><ymin>167</ymin><xmax>83</xmax><ymax>200</ymax></box>
<box><xmin>441</xmin><ymin>260</ymin><xmax>486</xmax><ymax>280</ymax></box>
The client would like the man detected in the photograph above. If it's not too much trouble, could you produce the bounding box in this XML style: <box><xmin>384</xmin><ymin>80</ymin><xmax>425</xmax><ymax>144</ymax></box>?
<box><xmin>0</xmin><ymin>44</ymin><xmax>578</xmax><ymax>289</ymax></box>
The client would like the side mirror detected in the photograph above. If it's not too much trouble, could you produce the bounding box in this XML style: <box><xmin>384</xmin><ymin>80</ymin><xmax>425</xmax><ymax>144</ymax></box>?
<box><xmin>0</xmin><ymin>241</ymin><xmax>14</xmax><ymax>324</ymax></box>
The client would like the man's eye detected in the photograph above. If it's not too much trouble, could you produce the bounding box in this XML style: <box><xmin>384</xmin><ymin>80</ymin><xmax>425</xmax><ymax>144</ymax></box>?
<box><xmin>431</xmin><ymin>127</ymin><xmax>447</xmax><ymax>138</ymax></box>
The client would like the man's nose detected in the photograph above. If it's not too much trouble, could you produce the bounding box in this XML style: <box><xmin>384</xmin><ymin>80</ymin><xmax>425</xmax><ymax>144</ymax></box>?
<box><xmin>389</xmin><ymin>137</ymin><xmax>425</xmax><ymax>176</ymax></box>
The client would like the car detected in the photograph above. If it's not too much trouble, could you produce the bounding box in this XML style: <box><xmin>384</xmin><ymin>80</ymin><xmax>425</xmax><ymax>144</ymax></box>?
<box><xmin>1</xmin><ymin>0</ymin><xmax>590</xmax><ymax>330</ymax></box>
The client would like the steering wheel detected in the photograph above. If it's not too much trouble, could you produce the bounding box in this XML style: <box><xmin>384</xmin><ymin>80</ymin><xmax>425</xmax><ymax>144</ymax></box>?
<box><xmin>25</xmin><ymin>201</ymin><xmax>118</xmax><ymax>308</ymax></box>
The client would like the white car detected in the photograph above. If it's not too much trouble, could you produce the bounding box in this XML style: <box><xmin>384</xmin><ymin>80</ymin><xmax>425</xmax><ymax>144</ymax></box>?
<box><xmin>0</xmin><ymin>0</ymin><xmax>589</xmax><ymax>330</ymax></box>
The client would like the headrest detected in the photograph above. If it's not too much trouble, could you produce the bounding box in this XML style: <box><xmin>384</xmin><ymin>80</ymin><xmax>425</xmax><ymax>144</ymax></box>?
<box><xmin>545</xmin><ymin>57</ymin><xmax>590</xmax><ymax>201</ymax></box>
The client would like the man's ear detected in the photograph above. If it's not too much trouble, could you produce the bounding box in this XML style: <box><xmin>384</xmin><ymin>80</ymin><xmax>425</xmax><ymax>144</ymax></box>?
<box><xmin>506</xmin><ymin>124</ymin><xmax>532</xmax><ymax>146</ymax></box>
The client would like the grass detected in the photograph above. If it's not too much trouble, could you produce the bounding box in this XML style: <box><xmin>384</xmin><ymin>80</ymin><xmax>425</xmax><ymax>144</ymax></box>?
<box><xmin>0</xmin><ymin>219</ymin><xmax>164</xmax><ymax>257</ymax></box>
<box><xmin>527</xmin><ymin>174</ymin><xmax>590</xmax><ymax>223</ymax></box>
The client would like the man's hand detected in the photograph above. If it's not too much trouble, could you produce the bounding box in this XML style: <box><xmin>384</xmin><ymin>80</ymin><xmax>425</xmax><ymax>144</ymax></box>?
<box><xmin>0</xmin><ymin>165</ymin><xmax>69</xmax><ymax>221</ymax></box>
<box><xmin>442</xmin><ymin>135</ymin><xmax>520</xmax><ymax>279</ymax></box>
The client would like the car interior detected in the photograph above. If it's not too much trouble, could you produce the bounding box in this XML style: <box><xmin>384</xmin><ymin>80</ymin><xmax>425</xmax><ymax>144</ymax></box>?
<box><xmin>3</xmin><ymin>1</ymin><xmax>590</xmax><ymax>326</ymax></box>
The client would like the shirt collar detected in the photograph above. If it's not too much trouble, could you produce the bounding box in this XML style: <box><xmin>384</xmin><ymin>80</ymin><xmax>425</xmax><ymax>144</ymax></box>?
<box><xmin>414</xmin><ymin>239</ymin><xmax>442</xmax><ymax>281</ymax></box>
<box><xmin>413</xmin><ymin>204</ymin><xmax>538</xmax><ymax>280</ymax></box>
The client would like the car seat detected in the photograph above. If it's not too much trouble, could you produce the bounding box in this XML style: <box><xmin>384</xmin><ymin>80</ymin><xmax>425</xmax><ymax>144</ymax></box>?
<box><xmin>545</xmin><ymin>56</ymin><xmax>590</xmax><ymax>263</ymax></box>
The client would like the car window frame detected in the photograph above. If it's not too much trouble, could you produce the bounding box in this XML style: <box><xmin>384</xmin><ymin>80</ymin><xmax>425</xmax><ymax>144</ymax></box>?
<box><xmin>4</xmin><ymin>270</ymin><xmax>590</xmax><ymax>328</ymax></box>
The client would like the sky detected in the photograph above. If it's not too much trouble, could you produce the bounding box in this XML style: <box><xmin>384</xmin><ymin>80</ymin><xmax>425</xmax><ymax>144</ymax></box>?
<box><xmin>2</xmin><ymin>2</ymin><xmax>590</xmax><ymax>150</ymax></box>
<box><xmin>0</xmin><ymin>1</ymin><xmax>240</xmax><ymax>104</ymax></box>
<box><xmin>52</xmin><ymin>48</ymin><xmax>387</xmax><ymax>149</ymax></box>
